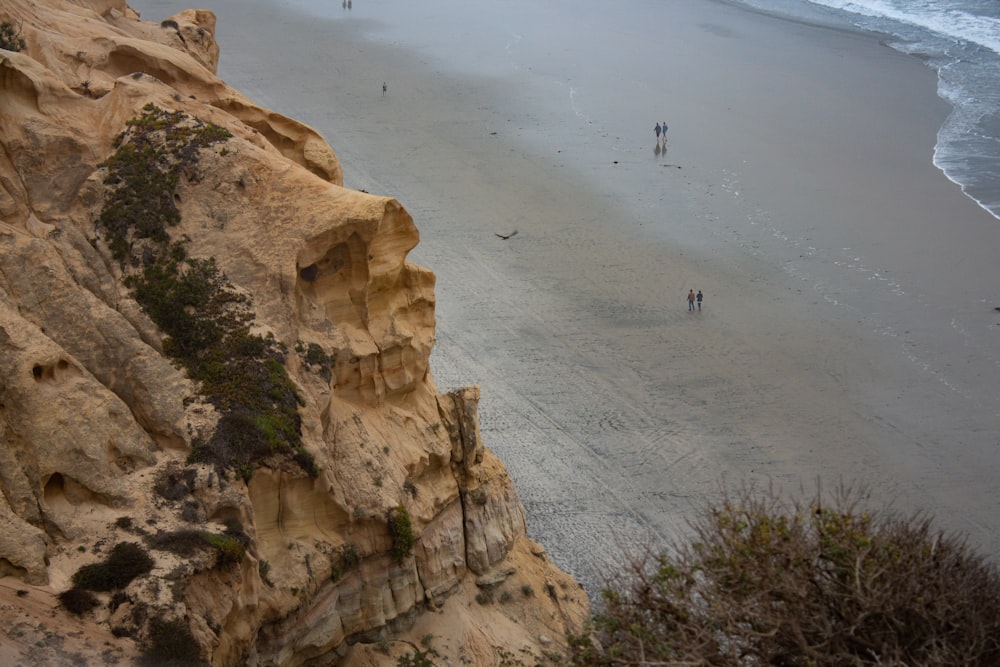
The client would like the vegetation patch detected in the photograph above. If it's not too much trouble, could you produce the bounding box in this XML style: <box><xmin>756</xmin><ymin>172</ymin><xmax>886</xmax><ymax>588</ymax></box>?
<box><xmin>387</xmin><ymin>505</ymin><xmax>415</xmax><ymax>564</ymax></box>
<box><xmin>98</xmin><ymin>104</ymin><xmax>316</xmax><ymax>481</ymax></box>
<box><xmin>567</xmin><ymin>485</ymin><xmax>1000</xmax><ymax>667</ymax></box>
<box><xmin>0</xmin><ymin>21</ymin><xmax>25</xmax><ymax>52</ymax></box>
<box><xmin>148</xmin><ymin>529</ymin><xmax>208</xmax><ymax>557</ymax></box>
<box><xmin>330</xmin><ymin>542</ymin><xmax>361</xmax><ymax>582</ymax></box>
<box><xmin>115</xmin><ymin>516</ymin><xmax>133</xmax><ymax>529</ymax></box>
<box><xmin>71</xmin><ymin>542</ymin><xmax>154</xmax><ymax>592</ymax></box>
<box><xmin>99</xmin><ymin>104</ymin><xmax>230</xmax><ymax>263</ymax></box>
<box><xmin>154</xmin><ymin>464</ymin><xmax>197</xmax><ymax>501</ymax></box>
<box><xmin>140</xmin><ymin>616</ymin><xmax>206</xmax><ymax>667</ymax></box>
<box><xmin>201</xmin><ymin>532</ymin><xmax>246</xmax><ymax>567</ymax></box>
<box><xmin>149</xmin><ymin>527</ymin><xmax>247</xmax><ymax>568</ymax></box>
<box><xmin>58</xmin><ymin>588</ymin><xmax>100</xmax><ymax>615</ymax></box>
<box><xmin>469</xmin><ymin>487</ymin><xmax>488</xmax><ymax>506</ymax></box>
<box><xmin>296</xmin><ymin>340</ymin><xmax>335</xmax><ymax>383</ymax></box>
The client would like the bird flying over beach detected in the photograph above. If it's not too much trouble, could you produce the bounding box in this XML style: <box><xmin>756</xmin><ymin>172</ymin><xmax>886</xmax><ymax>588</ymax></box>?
<box><xmin>495</xmin><ymin>230</ymin><xmax>518</xmax><ymax>240</ymax></box>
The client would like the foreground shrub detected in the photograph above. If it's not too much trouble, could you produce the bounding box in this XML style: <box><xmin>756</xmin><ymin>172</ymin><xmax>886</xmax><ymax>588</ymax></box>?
<box><xmin>71</xmin><ymin>542</ymin><xmax>154</xmax><ymax>592</ymax></box>
<box><xmin>568</xmin><ymin>485</ymin><xmax>1000</xmax><ymax>666</ymax></box>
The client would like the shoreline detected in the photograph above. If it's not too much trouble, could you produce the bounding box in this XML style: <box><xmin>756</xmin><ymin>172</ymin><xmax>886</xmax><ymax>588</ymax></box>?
<box><xmin>132</xmin><ymin>0</ymin><xmax>1000</xmax><ymax>595</ymax></box>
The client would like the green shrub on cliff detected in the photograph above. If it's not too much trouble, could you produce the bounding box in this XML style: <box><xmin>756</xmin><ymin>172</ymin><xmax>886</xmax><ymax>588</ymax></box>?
<box><xmin>99</xmin><ymin>105</ymin><xmax>316</xmax><ymax>481</ymax></box>
<box><xmin>148</xmin><ymin>528</ymin><xmax>247</xmax><ymax>568</ymax></box>
<box><xmin>99</xmin><ymin>104</ymin><xmax>230</xmax><ymax>263</ymax></box>
<box><xmin>1</xmin><ymin>21</ymin><xmax>25</xmax><ymax>52</ymax></box>
<box><xmin>201</xmin><ymin>531</ymin><xmax>246</xmax><ymax>567</ymax></box>
<box><xmin>388</xmin><ymin>505</ymin><xmax>415</xmax><ymax>564</ymax></box>
<box><xmin>71</xmin><ymin>542</ymin><xmax>154</xmax><ymax>592</ymax></box>
<box><xmin>58</xmin><ymin>588</ymin><xmax>100</xmax><ymax>615</ymax></box>
<box><xmin>568</xmin><ymin>485</ymin><xmax>1000</xmax><ymax>667</ymax></box>
<box><xmin>296</xmin><ymin>340</ymin><xmax>335</xmax><ymax>383</ymax></box>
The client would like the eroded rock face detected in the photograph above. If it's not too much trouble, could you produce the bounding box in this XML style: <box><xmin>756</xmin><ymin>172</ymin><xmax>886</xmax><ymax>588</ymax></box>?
<box><xmin>0</xmin><ymin>1</ymin><xmax>587</xmax><ymax>665</ymax></box>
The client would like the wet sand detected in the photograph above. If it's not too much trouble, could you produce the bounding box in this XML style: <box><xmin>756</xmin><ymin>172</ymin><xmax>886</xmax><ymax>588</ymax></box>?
<box><xmin>132</xmin><ymin>0</ymin><xmax>1000</xmax><ymax>595</ymax></box>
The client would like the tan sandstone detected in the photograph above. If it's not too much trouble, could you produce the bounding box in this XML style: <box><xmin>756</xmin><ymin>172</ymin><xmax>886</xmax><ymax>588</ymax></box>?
<box><xmin>0</xmin><ymin>1</ymin><xmax>588</xmax><ymax>664</ymax></box>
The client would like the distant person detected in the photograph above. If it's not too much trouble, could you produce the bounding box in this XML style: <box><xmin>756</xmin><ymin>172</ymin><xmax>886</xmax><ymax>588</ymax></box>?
<box><xmin>382</xmin><ymin>82</ymin><xmax>387</xmax><ymax>97</ymax></box>
<box><xmin>654</xmin><ymin>122</ymin><xmax>661</xmax><ymax>141</ymax></box>
<box><xmin>697</xmin><ymin>290</ymin><xmax>703</xmax><ymax>311</ymax></box>
<box><xmin>688</xmin><ymin>289</ymin><xmax>696</xmax><ymax>312</ymax></box>
<box><xmin>662</xmin><ymin>122</ymin><xmax>668</xmax><ymax>138</ymax></box>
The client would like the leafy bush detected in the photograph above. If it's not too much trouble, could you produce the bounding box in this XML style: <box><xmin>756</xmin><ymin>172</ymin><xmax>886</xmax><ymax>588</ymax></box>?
<box><xmin>330</xmin><ymin>542</ymin><xmax>362</xmax><ymax>582</ymax></box>
<box><xmin>568</xmin><ymin>485</ymin><xmax>1000</xmax><ymax>666</ymax></box>
<box><xmin>99</xmin><ymin>105</ymin><xmax>230</xmax><ymax>263</ymax></box>
<box><xmin>140</xmin><ymin>616</ymin><xmax>206</xmax><ymax>667</ymax></box>
<box><xmin>71</xmin><ymin>542</ymin><xmax>154</xmax><ymax>591</ymax></box>
<box><xmin>387</xmin><ymin>505</ymin><xmax>415</xmax><ymax>564</ymax></box>
<box><xmin>154</xmin><ymin>464</ymin><xmax>197</xmax><ymax>501</ymax></box>
<box><xmin>148</xmin><ymin>529</ymin><xmax>210</xmax><ymax>556</ymax></box>
<box><xmin>469</xmin><ymin>487</ymin><xmax>488</xmax><ymax>506</ymax></box>
<box><xmin>397</xmin><ymin>646</ymin><xmax>438</xmax><ymax>667</ymax></box>
<box><xmin>189</xmin><ymin>412</ymin><xmax>270</xmax><ymax>482</ymax></box>
<box><xmin>297</xmin><ymin>341</ymin><xmax>335</xmax><ymax>383</ymax></box>
<box><xmin>129</xmin><ymin>254</ymin><xmax>248</xmax><ymax>359</ymax></box>
<box><xmin>201</xmin><ymin>532</ymin><xmax>246</xmax><ymax>567</ymax></box>
<box><xmin>99</xmin><ymin>105</ymin><xmax>316</xmax><ymax>481</ymax></box>
<box><xmin>0</xmin><ymin>21</ymin><xmax>25</xmax><ymax>52</ymax></box>
<box><xmin>58</xmin><ymin>588</ymin><xmax>100</xmax><ymax>615</ymax></box>
<box><xmin>148</xmin><ymin>528</ymin><xmax>246</xmax><ymax>568</ymax></box>
<box><xmin>387</xmin><ymin>636</ymin><xmax>441</xmax><ymax>666</ymax></box>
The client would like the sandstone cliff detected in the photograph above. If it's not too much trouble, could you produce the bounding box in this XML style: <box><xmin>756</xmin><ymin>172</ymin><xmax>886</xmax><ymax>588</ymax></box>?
<box><xmin>0</xmin><ymin>1</ymin><xmax>588</xmax><ymax>664</ymax></box>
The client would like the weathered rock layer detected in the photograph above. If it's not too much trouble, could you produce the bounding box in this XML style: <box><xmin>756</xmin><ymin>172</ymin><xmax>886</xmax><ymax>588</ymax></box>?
<box><xmin>0</xmin><ymin>1</ymin><xmax>587</xmax><ymax>664</ymax></box>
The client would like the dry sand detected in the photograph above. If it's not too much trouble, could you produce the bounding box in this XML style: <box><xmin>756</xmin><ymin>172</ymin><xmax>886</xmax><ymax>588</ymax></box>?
<box><xmin>132</xmin><ymin>0</ymin><xmax>1000</xmax><ymax>597</ymax></box>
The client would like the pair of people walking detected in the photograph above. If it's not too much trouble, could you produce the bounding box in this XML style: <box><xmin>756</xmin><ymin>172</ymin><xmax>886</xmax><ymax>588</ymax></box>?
<box><xmin>654</xmin><ymin>121</ymin><xmax>668</xmax><ymax>142</ymax></box>
<box><xmin>687</xmin><ymin>289</ymin><xmax>703</xmax><ymax>312</ymax></box>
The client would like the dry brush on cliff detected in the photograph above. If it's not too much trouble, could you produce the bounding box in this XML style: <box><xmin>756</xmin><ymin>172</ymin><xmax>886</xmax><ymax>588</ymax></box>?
<box><xmin>568</xmin><ymin>484</ymin><xmax>1000</xmax><ymax>667</ymax></box>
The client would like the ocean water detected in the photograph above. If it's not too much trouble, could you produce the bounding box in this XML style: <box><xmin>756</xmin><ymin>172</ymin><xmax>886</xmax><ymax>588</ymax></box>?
<box><xmin>287</xmin><ymin>0</ymin><xmax>999</xmax><ymax>221</ymax></box>
<box><xmin>738</xmin><ymin>0</ymin><xmax>1000</xmax><ymax>220</ymax></box>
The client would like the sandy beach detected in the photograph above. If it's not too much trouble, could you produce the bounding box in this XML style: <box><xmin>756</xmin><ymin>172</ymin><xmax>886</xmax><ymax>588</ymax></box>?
<box><xmin>133</xmin><ymin>0</ymin><xmax>1000</xmax><ymax>596</ymax></box>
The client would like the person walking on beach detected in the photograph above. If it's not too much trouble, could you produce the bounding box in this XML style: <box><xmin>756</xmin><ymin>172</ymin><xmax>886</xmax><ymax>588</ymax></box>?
<box><xmin>382</xmin><ymin>82</ymin><xmax>387</xmax><ymax>97</ymax></box>
<box><xmin>661</xmin><ymin>122</ymin><xmax>668</xmax><ymax>139</ymax></box>
<box><xmin>654</xmin><ymin>122</ymin><xmax>662</xmax><ymax>142</ymax></box>
<box><xmin>697</xmin><ymin>290</ymin><xmax>703</xmax><ymax>311</ymax></box>
<box><xmin>688</xmin><ymin>289</ymin><xmax>696</xmax><ymax>312</ymax></box>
